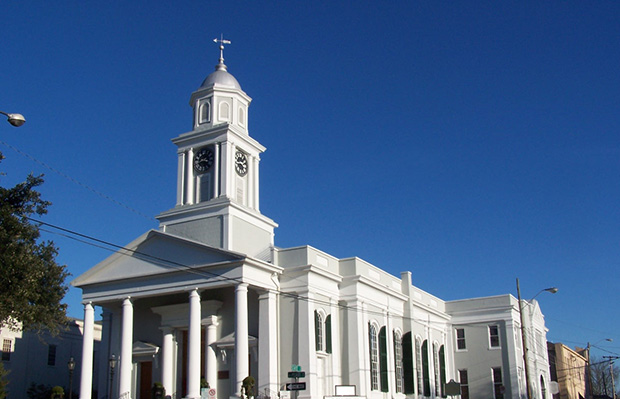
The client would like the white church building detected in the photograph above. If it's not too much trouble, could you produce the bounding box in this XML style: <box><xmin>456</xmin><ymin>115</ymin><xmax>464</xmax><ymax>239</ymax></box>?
<box><xmin>72</xmin><ymin>46</ymin><xmax>553</xmax><ymax>399</ymax></box>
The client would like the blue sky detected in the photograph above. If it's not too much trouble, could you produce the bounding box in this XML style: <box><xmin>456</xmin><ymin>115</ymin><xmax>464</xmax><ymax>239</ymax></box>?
<box><xmin>1</xmin><ymin>2</ymin><xmax>619</xmax><ymax>357</ymax></box>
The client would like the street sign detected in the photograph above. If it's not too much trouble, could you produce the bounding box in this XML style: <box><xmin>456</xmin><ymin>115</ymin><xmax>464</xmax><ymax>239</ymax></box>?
<box><xmin>288</xmin><ymin>371</ymin><xmax>306</xmax><ymax>378</ymax></box>
<box><xmin>285</xmin><ymin>383</ymin><xmax>306</xmax><ymax>391</ymax></box>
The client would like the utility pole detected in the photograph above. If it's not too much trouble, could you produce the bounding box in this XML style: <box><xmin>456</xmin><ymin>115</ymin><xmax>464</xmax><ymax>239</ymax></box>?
<box><xmin>517</xmin><ymin>279</ymin><xmax>532</xmax><ymax>399</ymax></box>
<box><xmin>587</xmin><ymin>343</ymin><xmax>594</xmax><ymax>399</ymax></box>
<box><xmin>603</xmin><ymin>356</ymin><xmax>619</xmax><ymax>399</ymax></box>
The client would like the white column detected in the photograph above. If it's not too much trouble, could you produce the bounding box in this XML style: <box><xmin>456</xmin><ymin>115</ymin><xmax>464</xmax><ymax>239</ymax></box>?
<box><xmin>330</xmin><ymin>299</ymin><xmax>342</xmax><ymax>387</ymax></box>
<box><xmin>385</xmin><ymin>309</ymin><xmax>394</xmax><ymax>394</ymax></box>
<box><xmin>258</xmin><ymin>290</ymin><xmax>278</xmax><ymax>396</ymax></box>
<box><xmin>188</xmin><ymin>289</ymin><xmax>201</xmax><ymax>398</ymax></box>
<box><xmin>119</xmin><ymin>297</ymin><xmax>133</xmax><ymax>398</ymax></box>
<box><xmin>298</xmin><ymin>290</ymin><xmax>316</xmax><ymax>399</ymax></box>
<box><xmin>79</xmin><ymin>302</ymin><xmax>95</xmax><ymax>399</ymax></box>
<box><xmin>252</xmin><ymin>156</ymin><xmax>259</xmax><ymax>210</ymax></box>
<box><xmin>186</xmin><ymin>148</ymin><xmax>195</xmax><ymax>205</ymax></box>
<box><xmin>161</xmin><ymin>326</ymin><xmax>174</xmax><ymax>396</ymax></box>
<box><xmin>235</xmin><ymin>283</ymin><xmax>249</xmax><ymax>396</ymax></box>
<box><xmin>220</xmin><ymin>142</ymin><xmax>231</xmax><ymax>198</ymax></box>
<box><xmin>345</xmin><ymin>299</ymin><xmax>367</xmax><ymax>396</ymax></box>
<box><xmin>177</xmin><ymin>151</ymin><xmax>186</xmax><ymax>205</ymax></box>
<box><xmin>204</xmin><ymin>316</ymin><xmax>219</xmax><ymax>389</ymax></box>
<box><xmin>214</xmin><ymin>143</ymin><xmax>220</xmax><ymax>197</ymax></box>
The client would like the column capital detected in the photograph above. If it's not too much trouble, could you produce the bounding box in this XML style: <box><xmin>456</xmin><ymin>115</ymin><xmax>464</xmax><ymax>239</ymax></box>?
<box><xmin>202</xmin><ymin>315</ymin><xmax>219</xmax><ymax>327</ymax></box>
<box><xmin>258</xmin><ymin>289</ymin><xmax>278</xmax><ymax>301</ymax></box>
<box><xmin>159</xmin><ymin>325</ymin><xmax>174</xmax><ymax>334</ymax></box>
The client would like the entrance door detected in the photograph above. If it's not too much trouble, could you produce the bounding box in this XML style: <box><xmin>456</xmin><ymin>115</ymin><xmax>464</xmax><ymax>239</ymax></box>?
<box><xmin>139</xmin><ymin>361</ymin><xmax>153</xmax><ymax>399</ymax></box>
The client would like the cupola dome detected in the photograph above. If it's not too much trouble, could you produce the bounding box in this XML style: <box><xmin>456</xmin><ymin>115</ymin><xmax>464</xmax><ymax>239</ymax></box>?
<box><xmin>200</xmin><ymin>61</ymin><xmax>241</xmax><ymax>90</ymax></box>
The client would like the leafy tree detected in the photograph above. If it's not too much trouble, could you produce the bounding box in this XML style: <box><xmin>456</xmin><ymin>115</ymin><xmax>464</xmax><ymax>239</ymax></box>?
<box><xmin>26</xmin><ymin>383</ymin><xmax>53</xmax><ymax>399</ymax></box>
<box><xmin>0</xmin><ymin>153</ymin><xmax>69</xmax><ymax>334</ymax></box>
<box><xmin>0</xmin><ymin>363</ymin><xmax>8</xmax><ymax>399</ymax></box>
<box><xmin>590</xmin><ymin>356</ymin><xmax>620</xmax><ymax>397</ymax></box>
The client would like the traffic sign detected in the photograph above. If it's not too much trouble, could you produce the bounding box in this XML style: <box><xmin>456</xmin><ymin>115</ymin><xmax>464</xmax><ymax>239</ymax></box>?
<box><xmin>285</xmin><ymin>383</ymin><xmax>306</xmax><ymax>391</ymax></box>
<box><xmin>288</xmin><ymin>371</ymin><xmax>306</xmax><ymax>378</ymax></box>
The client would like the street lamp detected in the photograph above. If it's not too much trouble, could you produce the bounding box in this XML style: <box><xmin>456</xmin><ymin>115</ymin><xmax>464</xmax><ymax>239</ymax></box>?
<box><xmin>67</xmin><ymin>356</ymin><xmax>76</xmax><ymax>399</ymax></box>
<box><xmin>0</xmin><ymin>111</ymin><xmax>26</xmax><ymax>127</ymax></box>
<box><xmin>109</xmin><ymin>354</ymin><xmax>117</xmax><ymax>399</ymax></box>
<box><xmin>516</xmin><ymin>278</ymin><xmax>558</xmax><ymax>399</ymax></box>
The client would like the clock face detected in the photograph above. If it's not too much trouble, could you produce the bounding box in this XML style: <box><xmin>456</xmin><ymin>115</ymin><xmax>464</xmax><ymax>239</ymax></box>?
<box><xmin>235</xmin><ymin>151</ymin><xmax>248</xmax><ymax>176</ymax></box>
<box><xmin>193</xmin><ymin>148</ymin><xmax>214</xmax><ymax>173</ymax></box>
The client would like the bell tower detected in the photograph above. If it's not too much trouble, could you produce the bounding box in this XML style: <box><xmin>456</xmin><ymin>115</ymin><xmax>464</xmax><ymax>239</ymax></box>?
<box><xmin>156</xmin><ymin>39</ymin><xmax>277</xmax><ymax>260</ymax></box>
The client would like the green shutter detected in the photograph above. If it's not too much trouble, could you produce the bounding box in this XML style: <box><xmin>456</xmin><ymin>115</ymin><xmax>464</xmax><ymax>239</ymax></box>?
<box><xmin>440</xmin><ymin>345</ymin><xmax>447</xmax><ymax>398</ymax></box>
<box><xmin>368</xmin><ymin>322</ymin><xmax>373</xmax><ymax>386</ymax></box>
<box><xmin>325</xmin><ymin>315</ymin><xmax>332</xmax><ymax>354</ymax></box>
<box><xmin>314</xmin><ymin>310</ymin><xmax>319</xmax><ymax>351</ymax></box>
<box><xmin>422</xmin><ymin>340</ymin><xmax>430</xmax><ymax>396</ymax></box>
<box><xmin>402</xmin><ymin>332</ymin><xmax>414</xmax><ymax>394</ymax></box>
<box><xmin>379</xmin><ymin>327</ymin><xmax>389</xmax><ymax>392</ymax></box>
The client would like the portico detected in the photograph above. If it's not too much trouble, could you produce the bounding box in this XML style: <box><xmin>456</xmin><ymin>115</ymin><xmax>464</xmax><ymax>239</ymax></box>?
<box><xmin>73</xmin><ymin>229</ymin><xmax>281</xmax><ymax>399</ymax></box>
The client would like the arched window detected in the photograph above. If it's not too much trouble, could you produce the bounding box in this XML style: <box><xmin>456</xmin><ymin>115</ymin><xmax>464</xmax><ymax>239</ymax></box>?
<box><xmin>540</xmin><ymin>376</ymin><xmax>546</xmax><ymax>399</ymax></box>
<box><xmin>394</xmin><ymin>330</ymin><xmax>404</xmax><ymax>393</ymax></box>
<box><xmin>238</xmin><ymin>106</ymin><xmax>246</xmax><ymax>127</ymax></box>
<box><xmin>199</xmin><ymin>100</ymin><xmax>211</xmax><ymax>124</ymax></box>
<box><xmin>369</xmin><ymin>323</ymin><xmax>379</xmax><ymax>391</ymax></box>
<box><xmin>314</xmin><ymin>311</ymin><xmax>332</xmax><ymax>354</ymax></box>
<box><xmin>315</xmin><ymin>311</ymin><xmax>324</xmax><ymax>352</ymax></box>
<box><xmin>219</xmin><ymin>101</ymin><xmax>230</xmax><ymax>122</ymax></box>
<box><xmin>415</xmin><ymin>337</ymin><xmax>423</xmax><ymax>395</ymax></box>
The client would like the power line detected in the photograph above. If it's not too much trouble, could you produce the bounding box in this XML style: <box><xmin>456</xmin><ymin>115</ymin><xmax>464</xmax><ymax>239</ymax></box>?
<box><xmin>0</xmin><ymin>139</ymin><xmax>155</xmax><ymax>221</ymax></box>
<box><xmin>31</xmin><ymin>216</ymin><xmax>512</xmax><ymax>332</ymax></box>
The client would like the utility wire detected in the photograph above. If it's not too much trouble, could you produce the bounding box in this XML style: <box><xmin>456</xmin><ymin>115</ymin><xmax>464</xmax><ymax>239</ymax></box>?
<box><xmin>0</xmin><ymin>139</ymin><xmax>155</xmax><ymax>221</ymax></box>
<box><xmin>31</xmin><ymin>216</ymin><xmax>506</xmax><ymax>331</ymax></box>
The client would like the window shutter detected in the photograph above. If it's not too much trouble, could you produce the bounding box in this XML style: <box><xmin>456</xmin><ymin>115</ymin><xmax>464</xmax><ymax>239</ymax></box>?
<box><xmin>368</xmin><ymin>322</ymin><xmax>373</xmax><ymax>387</ymax></box>
<box><xmin>422</xmin><ymin>340</ymin><xmax>430</xmax><ymax>396</ymax></box>
<box><xmin>440</xmin><ymin>345</ymin><xmax>447</xmax><ymax>398</ymax></box>
<box><xmin>379</xmin><ymin>327</ymin><xmax>389</xmax><ymax>392</ymax></box>
<box><xmin>314</xmin><ymin>311</ymin><xmax>320</xmax><ymax>351</ymax></box>
<box><xmin>325</xmin><ymin>315</ymin><xmax>332</xmax><ymax>354</ymax></box>
<box><xmin>402</xmin><ymin>332</ymin><xmax>414</xmax><ymax>394</ymax></box>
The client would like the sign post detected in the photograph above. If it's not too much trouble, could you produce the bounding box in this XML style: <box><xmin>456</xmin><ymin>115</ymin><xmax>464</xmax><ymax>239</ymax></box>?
<box><xmin>288</xmin><ymin>365</ymin><xmax>306</xmax><ymax>399</ymax></box>
<box><xmin>445</xmin><ymin>379</ymin><xmax>461</xmax><ymax>397</ymax></box>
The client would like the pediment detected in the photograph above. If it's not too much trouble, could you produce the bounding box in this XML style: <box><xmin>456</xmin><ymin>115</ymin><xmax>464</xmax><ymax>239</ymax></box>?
<box><xmin>133</xmin><ymin>341</ymin><xmax>159</xmax><ymax>357</ymax></box>
<box><xmin>72</xmin><ymin>230</ymin><xmax>244</xmax><ymax>287</ymax></box>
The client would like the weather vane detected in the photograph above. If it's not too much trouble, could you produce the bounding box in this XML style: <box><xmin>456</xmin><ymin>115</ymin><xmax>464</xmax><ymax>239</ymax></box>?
<box><xmin>213</xmin><ymin>35</ymin><xmax>231</xmax><ymax>63</ymax></box>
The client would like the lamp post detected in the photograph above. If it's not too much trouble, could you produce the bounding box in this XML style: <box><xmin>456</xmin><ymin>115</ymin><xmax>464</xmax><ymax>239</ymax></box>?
<box><xmin>0</xmin><ymin>111</ymin><xmax>26</xmax><ymax>127</ymax></box>
<box><xmin>67</xmin><ymin>356</ymin><xmax>76</xmax><ymax>399</ymax></box>
<box><xmin>109</xmin><ymin>354</ymin><xmax>117</xmax><ymax>399</ymax></box>
<box><xmin>517</xmin><ymin>278</ymin><xmax>558</xmax><ymax>399</ymax></box>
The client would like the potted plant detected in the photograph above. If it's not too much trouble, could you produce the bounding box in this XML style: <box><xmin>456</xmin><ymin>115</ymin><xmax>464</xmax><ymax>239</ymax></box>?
<box><xmin>151</xmin><ymin>382</ymin><xmax>165</xmax><ymax>399</ymax></box>
<box><xmin>241</xmin><ymin>376</ymin><xmax>255</xmax><ymax>399</ymax></box>
<box><xmin>200</xmin><ymin>378</ymin><xmax>210</xmax><ymax>399</ymax></box>
<box><xmin>50</xmin><ymin>386</ymin><xmax>64</xmax><ymax>399</ymax></box>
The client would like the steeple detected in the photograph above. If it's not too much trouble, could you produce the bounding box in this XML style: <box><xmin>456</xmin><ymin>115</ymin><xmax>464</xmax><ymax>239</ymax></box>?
<box><xmin>156</xmin><ymin>40</ymin><xmax>277</xmax><ymax>260</ymax></box>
